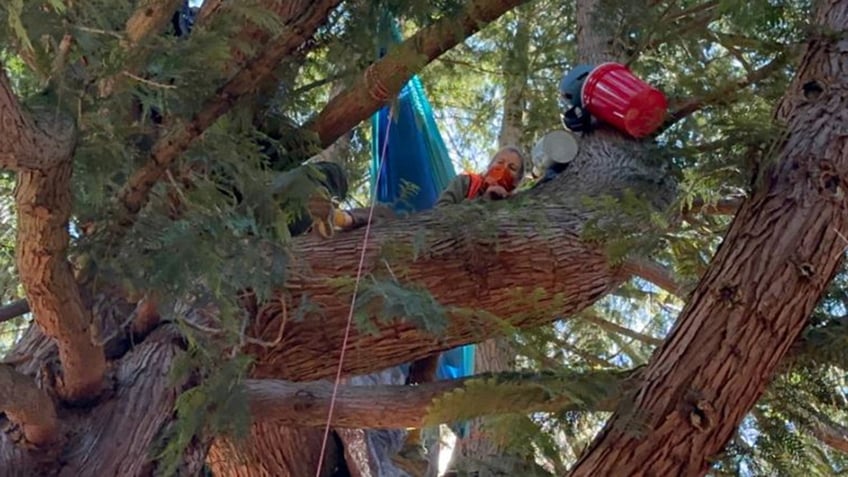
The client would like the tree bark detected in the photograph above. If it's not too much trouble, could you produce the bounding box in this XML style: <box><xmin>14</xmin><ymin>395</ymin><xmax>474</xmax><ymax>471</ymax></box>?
<box><xmin>244</xmin><ymin>371</ymin><xmax>623</xmax><ymax>429</ymax></box>
<box><xmin>207</xmin><ymin>423</ymin><xmax>344</xmax><ymax>477</ymax></box>
<box><xmin>15</xmin><ymin>160</ymin><xmax>106</xmax><ymax>403</ymax></box>
<box><xmin>569</xmin><ymin>1</ymin><xmax>848</xmax><ymax>474</ymax></box>
<box><xmin>0</xmin><ymin>66</ymin><xmax>106</xmax><ymax>404</ymax></box>
<box><xmin>0</xmin><ymin>326</ymin><xmax>205</xmax><ymax>477</ymax></box>
<box><xmin>246</xmin><ymin>201</ymin><xmax>618</xmax><ymax>381</ymax></box>
<box><xmin>0</xmin><ymin>364</ymin><xmax>57</xmax><ymax>447</ymax></box>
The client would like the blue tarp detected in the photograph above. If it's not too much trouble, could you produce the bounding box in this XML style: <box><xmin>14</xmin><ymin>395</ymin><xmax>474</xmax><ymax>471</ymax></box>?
<box><xmin>369</xmin><ymin>18</ymin><xmax>475</xmax><ymax>391</ymax></box>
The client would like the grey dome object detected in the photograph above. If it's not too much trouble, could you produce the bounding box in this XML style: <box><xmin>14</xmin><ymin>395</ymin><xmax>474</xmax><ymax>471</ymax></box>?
<box><xmin>531</xmin><ymin>130</ymin><xmax>580</xmax><ymax>176</ymax></box>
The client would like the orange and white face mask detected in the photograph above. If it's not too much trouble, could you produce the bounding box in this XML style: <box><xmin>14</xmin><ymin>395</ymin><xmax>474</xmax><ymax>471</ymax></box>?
<box><xmin>485</xmin><ymin>163</ymin><xmax>517</xmax><ymax>191</ymax></box>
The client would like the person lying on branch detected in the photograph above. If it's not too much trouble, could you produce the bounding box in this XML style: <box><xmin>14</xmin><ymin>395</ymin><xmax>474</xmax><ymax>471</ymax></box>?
<box><xmin>296</xmin><ymin>145</ymin><xmax>527</xmax><ymax>240</ymax></box>
<box><xmin>434</xmin><ymin>145</ymin><xmax>528</xmax><ymax>207</ymax></box>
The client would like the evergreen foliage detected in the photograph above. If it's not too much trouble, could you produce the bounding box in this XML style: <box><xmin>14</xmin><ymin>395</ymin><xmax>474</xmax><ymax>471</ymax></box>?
<box><xmin>0</xmin><ymin>0</ymin><xmax>846</xmax><ymax>475</ymax></box>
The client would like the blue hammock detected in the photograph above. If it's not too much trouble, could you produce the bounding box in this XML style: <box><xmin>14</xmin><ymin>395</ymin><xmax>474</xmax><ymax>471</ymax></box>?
<box><xmin>370</xmin><ymin>20</ymin><xmax>476</xmax><ymax>398</ymax></box>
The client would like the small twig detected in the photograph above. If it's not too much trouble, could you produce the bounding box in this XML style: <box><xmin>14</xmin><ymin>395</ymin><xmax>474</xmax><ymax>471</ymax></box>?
<box><xmin>165</xmin><ymin>168</ymin><xmax>189</xmax><ymax>202</ymax></box>
<box><xmin>182</xmin><ymin>302</ymin><xmax>288</xmax><ymax>349</ymax></box>
<box><xmin>95</xmin><ymin>308</ymin><xmax>138</xmax><ymax>346</ymax></box>
<box><xmin>182</xmin><ymin>318</ymin><xmax>223</xmax><ymax>335</ymax></box>
<box><xmin>657</xmin><ymin>51</ymin><xmax>791</xmax><ymax>133</ymax></box>
<box><xmin>72</xmin><ymin>25</ymin><xmax>124</xmax><ymax>39</ymax></box>
<box><xmin>563</xmin><ymin>343</ymin><xmax>616</xmax><ymax>368</ymax></box>
<box><xmin>231</xmin><ymin>313</ymin><xmax>251</xmax><ymax>358</ymax></box>
<box><xmin>682</xmin><ymin>195</ymin><xmax>745</xmax><ymax>219</ymax></box>
<box><xmin>579</xmin><ymin>313</ymin><xmax>664</xmax><ymax>347</ymax></box>
<box><xmin>620</xmin><ymin>258</ymin><xmax>686</xmax><ymax>296</ymax></box>
<box><xmin>121</xmin><ymin>71</ymin><xmax>177</xmax><ymax>89</ymax></box>
<box><xmin>290</xmin><ymin>70</ymin><xmax>355</xmax><ymax>96</ymax></box>
<box><xmin>383</xmin><ymin>259</ymin><xmax>398</xmax><ymax>282</ymax></box>
<box><xmin>260</xmin><ymin>298</ymin><xmax>289</xmax><ymax>348</ymax></box>
<box><xmin>49</xmin><ymin>34</ymin><xmax>74</xmax><ymax>79</ymax></box>
<box><xmin>435</xmin><ymin>57</ymin><xmax>502</xmax><ymax>75</ymax></box>
<box><xmin>834</xmin><ymin>228</ymin><xmax>848</xmax><ymax>253</ymax></box>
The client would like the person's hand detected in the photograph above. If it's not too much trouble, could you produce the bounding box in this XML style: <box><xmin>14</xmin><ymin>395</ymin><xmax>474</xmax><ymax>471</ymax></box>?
<box><xmin>485</xmin><ymin>185</ymin><xmax>509</xmax><ymax>200</ymax></box>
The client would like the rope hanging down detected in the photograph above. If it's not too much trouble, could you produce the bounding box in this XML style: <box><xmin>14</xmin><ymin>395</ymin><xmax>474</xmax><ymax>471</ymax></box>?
<box><xmin>314</xmin><ymin>105</ymin><xmax>396</xmax><ymax>477</ymax></box>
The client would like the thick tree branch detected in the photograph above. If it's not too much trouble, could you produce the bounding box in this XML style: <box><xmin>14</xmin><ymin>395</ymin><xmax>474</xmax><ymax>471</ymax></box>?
<box><xmin>125</xmin><ymin>0</ymin><xmax>183</xmax><ymax>47</ymax></box>
<box><xmin>620</xmin><ymin>258</ymin><xmax>686</xmax><ymax>296</ymax></box>
<box><xmin>305</xmin><ymin>0</ymin><xmax>534</xmax><ymax>148</ymax></box>
<box><xmin>658</xmin><ymin>52</ymin><xmax>791</xmax><ymax>133</ymax></box>
<box><xmin>571</xmin><ymin>0</ymin><xmax>848</xmax><ymax>473</ymax></box>
<box><xmin>16</xmin><ymin>148</ymin><xmax>107</xmax><ymax>403</ymax></box>
<box><xmin>813</xmin><ymin>425</ymin><xmax>848</xmax><ymax>454</ymax></box>
<box><xmin>242</xmin><ymin>123</ymin><xmax>677</xmax><ymax>381</ymax></box>
<box><xmin>0</xmin><ymin>71</ymin><xmax>70</xmax><ymax>172</ymax></box>
<box><xmin>0</xmin><ymin>63</ymin><xmax>106</xmax><ymax>402</ymax></box>
<box><xmin>196</xmin><ymin>0</ymin><xmax>222</xmax><ymax>24</ymax></box>
<box><xmin>682</xmin><ymin>195</ymin><xmax>745</xmax><ymax>218</ymax></box>
<box><xmin>0</xmin><ymin>299</ymin><xmax>29</xmax><ymax>324</ymax></box>
<box><xmin>579</xmin><ymin>312</ymin><xmax>664</xmax><ymax>347</ymax></box>
<box><xmin>0</xmin><ymin>364</ymin><xmax>57</xmax><ymax>447</ymax></box>
<box><xmin>810</xmin><ymin>412</ymin><xmax>848</xmax><ymax>453</ymax></box>
<box><xmin>809</xmin><ymin>412</ymin><xmax>848</xmax><ymax>454</ymax></box>
<box><xmin>246</xmin><ymin>197</ymin><xmax>623</xmax><ymax>380</ymax></box>
<box><xmin>247</xmin><ymin>370</ymin><xmax>624</xmax><ymax>429</ymax></box>
<box><xmin>116</xmin><ymin>0</ymin><xmax>342</xmax><ymax>221</ymax></box>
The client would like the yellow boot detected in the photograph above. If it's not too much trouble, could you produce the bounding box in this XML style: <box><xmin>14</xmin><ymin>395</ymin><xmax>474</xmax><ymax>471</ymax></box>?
<box><xmin>333</xmin><ymin>209</ymin><xmax>354</xmax><ymax>229</ymax></box>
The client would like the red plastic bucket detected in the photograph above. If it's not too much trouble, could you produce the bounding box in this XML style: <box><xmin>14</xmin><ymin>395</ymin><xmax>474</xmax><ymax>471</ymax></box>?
<box><xmin>581</xmin><ymin>62</ymin><xmax>668</xmax><ymax>138</ymax></box>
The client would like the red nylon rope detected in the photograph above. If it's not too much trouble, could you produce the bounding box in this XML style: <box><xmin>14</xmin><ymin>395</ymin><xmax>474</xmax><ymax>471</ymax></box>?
<box><xmin>314</xmin><ymin>105</ymin><xmax>395</xmax><ymax>476</ymax></box>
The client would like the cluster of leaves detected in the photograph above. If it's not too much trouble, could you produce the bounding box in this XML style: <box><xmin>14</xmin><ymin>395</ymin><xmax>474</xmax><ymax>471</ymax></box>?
<box><xmin>353</xmin><ymin>277</ymin><xmax>450</xmax><ymax>336</ymax></box>
<box><xmin>156</xmin><ymin>347</ymin><xmax>253</xmax><ymax>476</ymax></box>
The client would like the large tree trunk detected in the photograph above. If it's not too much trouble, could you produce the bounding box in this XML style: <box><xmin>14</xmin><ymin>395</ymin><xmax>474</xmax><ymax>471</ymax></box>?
<box><xmin>0</xmin><ymin>325</ymin><xmax>206</xmax><ymax>476</ymax></box>
<box><xmin>207</xmin><ymin>423</ymin><xmax>345</xmax><ymax>477</ymax></box>
<box><xmin>569</xmin><ymin>0</ymin><xmax>848</xmax><ymax>474</ymax></box>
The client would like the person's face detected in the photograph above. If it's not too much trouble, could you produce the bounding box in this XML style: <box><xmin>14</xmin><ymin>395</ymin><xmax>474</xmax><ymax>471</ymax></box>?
<box><xmin>486</xmin><ymin>151</ymin><xmax>522</xmax><ymax>183</ymax></box>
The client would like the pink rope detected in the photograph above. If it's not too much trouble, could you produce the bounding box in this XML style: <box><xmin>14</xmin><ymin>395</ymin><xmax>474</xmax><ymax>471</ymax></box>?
<box><xmin>315</xmin><ymin>106</ymin><xmax>394</xmax><ymax>477</ymax></box>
